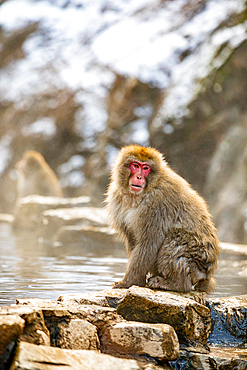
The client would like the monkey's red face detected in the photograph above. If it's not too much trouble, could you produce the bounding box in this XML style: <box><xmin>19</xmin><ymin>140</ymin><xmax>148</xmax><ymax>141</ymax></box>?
<box><xmin>129</xmin><ymin>161</ymin><xmax>151</xmax><ymax>194</ymax></box>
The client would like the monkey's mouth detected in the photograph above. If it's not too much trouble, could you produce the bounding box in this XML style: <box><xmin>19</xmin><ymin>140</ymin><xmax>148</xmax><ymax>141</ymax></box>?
<box><xmin>130</xmin><ymin>184</ymin><xmax>143</xmax><ymax>194</ymax></box>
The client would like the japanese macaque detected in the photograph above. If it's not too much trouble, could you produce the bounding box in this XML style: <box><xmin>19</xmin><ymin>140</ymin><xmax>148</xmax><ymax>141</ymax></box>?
<box><xmin>106</xmin><ymin>145</ymin><xmax>219</xmax><ymax>293</ymax></box>
<box><xmin>16</xmin><ymin>150</ymin><xmax>63</xmax><ymax>200</ymax></box>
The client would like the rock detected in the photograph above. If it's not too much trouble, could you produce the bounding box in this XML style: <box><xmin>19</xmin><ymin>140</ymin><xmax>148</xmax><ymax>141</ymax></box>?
<box><xmin>58</xmin><ymin>292</ymin><xmax>111</xmax><ymax>307</ymax></box>
<box><xmin>173</xmin><ymin>347</ymin><xmax>247</xmax><ymax>370</ymax></box>
<box><xmin>58</xmin><ymin>289</ymin><xmax>127</xmax><ymax>308</ymax></box>
<box><xmin>53</xmin><ymin>225</ymin><xmax>124</xmax><ymax>250</ymax></box>
<box><xmin>0</xmin><ymin>305</ymin><xmax>50</xmax><ymax>346</ymax></box>
<box><xmin>44</xmin><ymin>304</ymin><xmax>122</xmax><ymax>346</ymax></box>
<box><xmin>57</xmin><ymin>319</ymin><xmax>100</xmax><ymax>350</ymax></box>
<box><xmin>5</xmin><ymin>288</ymin><xmax>247</xmax><ymax>370</ymax></box>
<box><xmin>14</xmin><ymin>296</ymin><xmax>173</xmax><ymax>367</ymax></box>
<box><xmin>220</xmin><ymin>241</ymin><xmax>247</xmax><ymax>255</ymax></box>
<box><xmin>143</xmin><ymin>365</ymin><xmax>170</xmax><ymax>370</ymax></box>
<box><xmin>16</xmin><ymin>297</ymin><xmax>65</xmax><ymax>308</ymax></box>
<box><xmin>39</xmin><ymin>206</ymin><xmax>108</xmax><ymax>239</ymax></box>
<box><xmin>58</xmin><ymin>288</ymin><xmax>206</xmax><ymax>308</ymax></box>
<box><xmin>15</xmin><ymin>297</ymin><xmax>122</xmax><ymax>346</ymax></box>
<box><xmin>207</xmin><ymin>295</ymin><xmax>247</xmax><ymax>347</ymax></box>
<box><xmin>12</xmin><ymin>341</ymin><xmax>142</xmax><ymax>370</ymax></box>
<box><xmin>101</xmin><ymin>321</ymin><xmax>179</xmax><ymax>361</ymax></box>
<box><xmin>19</xmin><ymin>310</ymin><xmax>50</xmax><ymax>346</ymax></box>
<box><xmin>116</xmin><ymin>287</ymin><xmax>211</xmax><ymax>348</ymax></box>
<box><xmin>0</xmin><ymin>314</ymin><xmax>25</xmax><ymax>369</ymax></box>
<box><xmin>13</xmin><ymin>195</ymin><xmax>91</xmax><ymax>230</ymax></box>
<box><xmin>21</xmin><ymin>315</ymin><xmax>50</xmax><ymax>346</ymax></box>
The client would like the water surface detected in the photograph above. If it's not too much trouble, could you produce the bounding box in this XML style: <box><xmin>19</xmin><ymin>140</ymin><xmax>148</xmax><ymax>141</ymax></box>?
<box><xmin>0</xmin><ymin>223</ymin><xmax>247</xmax><ymax>306</ymax></box>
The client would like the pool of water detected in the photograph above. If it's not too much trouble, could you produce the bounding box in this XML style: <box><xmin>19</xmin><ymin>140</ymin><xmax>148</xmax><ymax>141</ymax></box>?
<box><xmin>0</xmin><ymin>223</ymin><xmax>247</xmax><ymax>306</ymax></box>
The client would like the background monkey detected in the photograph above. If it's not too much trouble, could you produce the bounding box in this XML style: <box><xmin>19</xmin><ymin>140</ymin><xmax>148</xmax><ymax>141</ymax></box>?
<box><xmin>16</xmin><ymin>150</ymin><xmax>63</xmax><ymax>200</ymax></box>
<box><xmin>106</xmin><ymin>145</ymin><xmax>219</xmax><ymax>293</ymax></box>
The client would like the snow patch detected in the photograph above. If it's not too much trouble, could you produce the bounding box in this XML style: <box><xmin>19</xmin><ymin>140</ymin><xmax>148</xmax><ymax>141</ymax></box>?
<box><xmin>0</xmin><ymin>0</ymin><xmax>246</xmax><ymax>127</ymax></box>
<box><xmin>0</xmin><ymin>135</ymin><xmax>13</xmax><ymax>174</ymax></box>
<box><xmin>22</xmin><ymin>117</ymin><xmax>56</xmax><ymax>137</ymax></box>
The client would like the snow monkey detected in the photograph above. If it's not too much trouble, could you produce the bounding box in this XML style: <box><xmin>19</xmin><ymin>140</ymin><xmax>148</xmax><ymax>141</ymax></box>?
<box><xmin>16</xmin><ymin>150</ymin><xmax>63</xmax><ymax>200</ymax></box>
<box><xmin>106</xmin><ymin>145</ymin><xmax>219</xmax><ymax>293</ymax></box>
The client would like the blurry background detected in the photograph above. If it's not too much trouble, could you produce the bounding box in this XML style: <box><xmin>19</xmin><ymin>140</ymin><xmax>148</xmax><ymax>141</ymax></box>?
<box><xmin>0</xmin><ymin>0</ymin><xmax>247</xmax><ymax>244</ymax></box>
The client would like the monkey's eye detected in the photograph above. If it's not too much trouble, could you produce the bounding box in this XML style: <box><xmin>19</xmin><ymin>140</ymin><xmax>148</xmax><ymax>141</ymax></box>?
<box><xmin>130</xmin><ymin>162</ymin><xmax>140</xmax><ymax>170</ymax></box>
<box><xmin>129</xmin><ymin>161</ymin><xmax>151</xmax><ymax>174</ymax></box>
<box><xmin>142</xmin><ymin>164</ymin><xmax>151</xmax><ymax>174</ymax></box>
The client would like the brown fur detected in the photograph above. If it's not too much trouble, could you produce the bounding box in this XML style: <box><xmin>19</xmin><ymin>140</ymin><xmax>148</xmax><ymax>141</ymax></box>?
<box><xmin>105</xmin><ymin>145</ymin><xmax>219</xmax><ymax>293</ymax></box>
<box><xmin>16</xmin><ymin>150</ymin><xmax>63</xmax><ymax>200</ymax></box>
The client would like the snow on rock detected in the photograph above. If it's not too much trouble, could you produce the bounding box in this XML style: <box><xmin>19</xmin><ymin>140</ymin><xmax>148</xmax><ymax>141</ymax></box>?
<box><xmin>0</xmin><ymin>0</ymin><xmax>245</xmax><ymax>125</ymax></box>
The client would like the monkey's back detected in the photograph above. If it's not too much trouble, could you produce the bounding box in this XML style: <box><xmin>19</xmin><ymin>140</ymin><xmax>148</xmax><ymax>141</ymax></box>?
<box><xmin>17</xmin><ymin>151</ymin><xmax>63</xmax><ymax>198</ymax></box>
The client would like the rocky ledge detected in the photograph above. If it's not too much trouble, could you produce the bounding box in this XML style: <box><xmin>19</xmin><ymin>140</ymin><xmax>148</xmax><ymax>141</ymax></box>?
<box><xmin>1</xmin><ymin>287</ymin><xmax>247</xmax><ymax>370</ymax></box>
<box><xmin>11</xmin><ymin>195</ymin><xmax>124</xmax><ymax>249</ymax></box>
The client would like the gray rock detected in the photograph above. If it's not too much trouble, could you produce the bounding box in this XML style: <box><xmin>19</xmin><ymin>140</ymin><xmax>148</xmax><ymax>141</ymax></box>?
<box><xmin>58</xmin><ymin>288</ymin><xmax>206</xmax><ymax>309</ymax></box>
<box><xmin>220</xmin><ymin>241</ymin><xmax>247</xmax><ymax>255</ymax></box>
<box><xmin>39</xmin><ymin>206</ymin><xmax>108</xmax><ymax>239</ymax></box>
<box><xmin>116</xmin><ymin>287</ymin><xmax>211</xmax><ymax>348</ymax></box>
<box><xmin>53</xmin><ymin>225</ymin><xmax>124</xmax><ymax>251</ymax></box>
<box><xmin>13</xmin><ymin>195</ymin><xmax>91</xmax><ymax>230</ymax></box>
<box><xmin>15</xmin><ymin>297</ymin><xmax>122</xmax><ymax>347</ymax></box>
<box><xmin>12</xmin><ymin>341</ymin><xmax>142</xmax><ymax>370</ymax></box>
<box><xmin>207</xmin><ymin>295</ymin><xmax>247</xmax><ymax>347</ymax></box>
<box><xmin>0</xmin><ymin>305</ymin><xmax>50</xmax><ymax>346</ymax></box>
<box><xmin>101</xmin><ymin>321</ymin><xmax>179</xmax><ymax>361</ymax></box>
<box><xmin>58</xmin><ymin>289</ymin><xmax>127</xmax><ymax>308</ymax></box>
<box><xmin>57</xmin><ymin>319</ymin><xmax>100</xmax><ymax>350</ymax></box>
<box><xmin>0</xmin><ymin>314</ymin><xmax>25</xmax><ymax>368</ymax></box>
<box><xmin>5</xmin><ymin>287</ymin><xmax>247</xmax><ymax>370</ymax></box>
<box><xmin>173</xmin><ymin>347</ymin><xmax>247</xmax><ymax>370</ymax></box>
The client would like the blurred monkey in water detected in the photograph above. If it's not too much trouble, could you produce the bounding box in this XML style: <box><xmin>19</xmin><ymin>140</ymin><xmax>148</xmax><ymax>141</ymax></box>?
<box><xmin>16</xmin><ymin>150</ymin><xmax>63</xmax><ymax>200</ymax></box>
<box><xmin>106</xmin><ymin>145</ymin><xmax>219</xmax><ymax>293</ymax></box>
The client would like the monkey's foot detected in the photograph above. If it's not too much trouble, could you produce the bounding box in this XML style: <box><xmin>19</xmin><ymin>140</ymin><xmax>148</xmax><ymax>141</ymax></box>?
<box><xmin>112</xmin><ymin>281</ymin><xmax>128</xmax><ymax>289</ymax></box>
<box><xmin>147</xmin><ymin>276</ymin><xmax>172</xmax><ymax>291</ymax></box>
<box><xmin>194</xmin><ymin>276</ymin><xmax>216</xmax><ymax>294</ymax></box>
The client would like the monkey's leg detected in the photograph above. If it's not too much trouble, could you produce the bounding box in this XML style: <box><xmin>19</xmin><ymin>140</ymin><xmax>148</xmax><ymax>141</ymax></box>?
<box><xmin>112</xmin><ymin>247</ymin><xmax>147</xmax><ymax>289</ymax></box>
<box><xmin>156</xmin><ymin>245</ymin><xmax>195</xmax><ymax>292</ymax></box>
<box><xmin>152</xmin><ymin>233</ymin><xmax>216</xmax><ymax>293</ymax></box>
<box><xmin>147</xmin><ymin>272</ymin><xmax>193</xmax><ymax>293</ymax></box>
<box><xmin>148</xmin><ymin>266</ymin><xmax>215</xmax><ymax>293</ymax></box>
<box><xmin>147</xmin><ymin>276</ymin><xmax>173</xmax><ymax>290</ymax></box>
<box><xmin>112</xmin><ymin>239</ymin><xmax>160</xmax><ymax>289</ymax></box>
